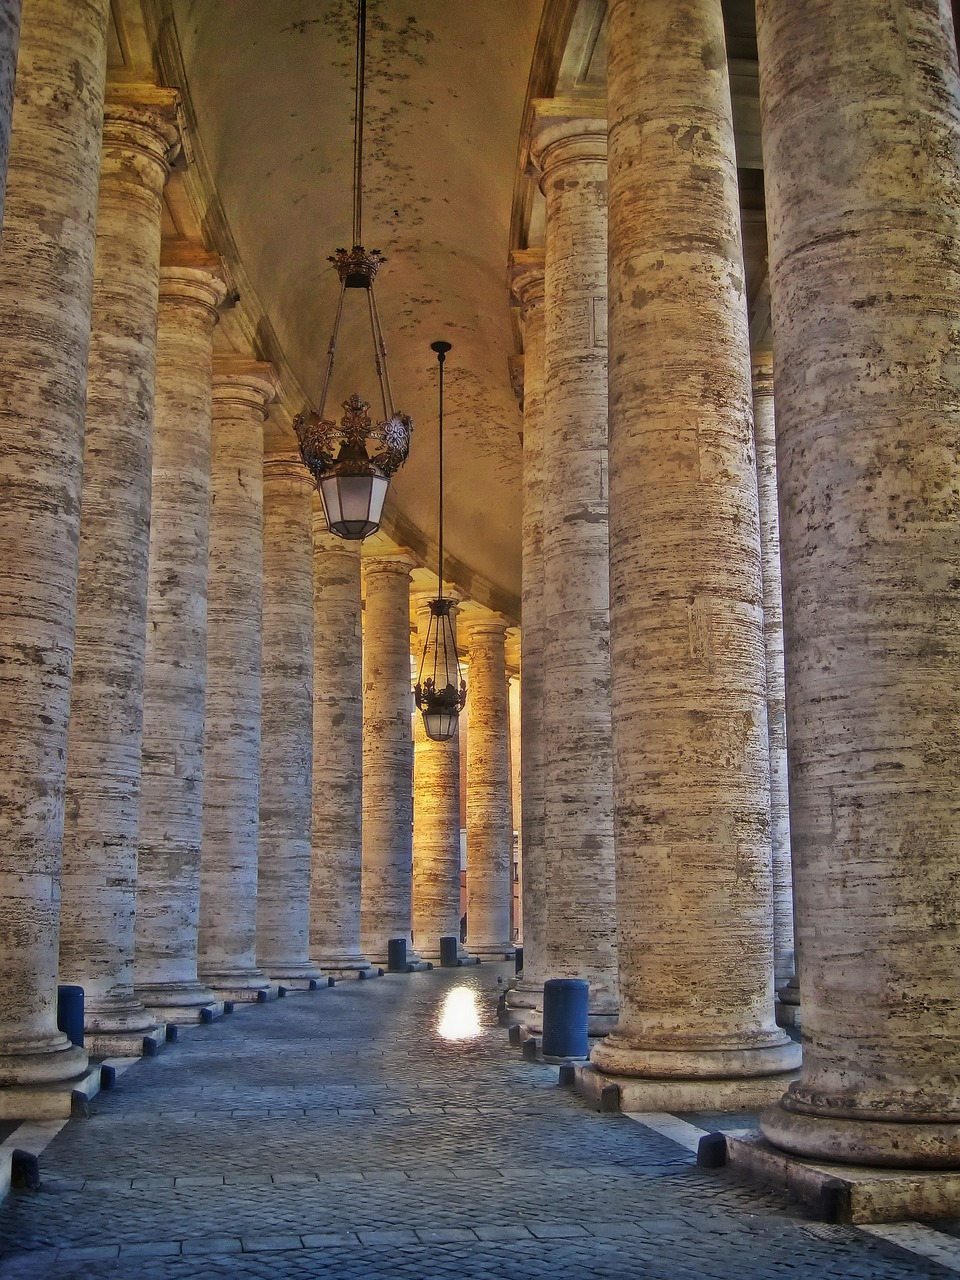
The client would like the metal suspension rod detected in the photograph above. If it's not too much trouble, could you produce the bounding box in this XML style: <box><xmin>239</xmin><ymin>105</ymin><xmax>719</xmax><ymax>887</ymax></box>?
<box><xmin>430</xmin><ymin>341</ymin><xmax>452</xmax><ymax>592</ymax></box>
<box><xmin>318</xmin><ymin>283</ymin><xmax>347</xmax><ymax>419</ymax></box>
<box><xmin>352</xmin><ymin>0</ymin><xmax>366</xmax><ymax>247</ymax></box>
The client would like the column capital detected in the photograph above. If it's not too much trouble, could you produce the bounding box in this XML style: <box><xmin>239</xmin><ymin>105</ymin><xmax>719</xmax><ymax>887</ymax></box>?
<box><xmin>751</xmin><ymin>346</ymin><xmax>774</xmax><ymax>396</ymax></box>
<box><xmin>103</xmin><ymin>84</ymin><xmax>181</xmax><ymax>168</ymax></box>
<box><xmin>412</xmin><ymin>589</ymin><xmax>463</xmax><ymax>618</ymax></box>
<box><xmin>362</xmin><ymin>550</ymin><xmax>417</xmax><ymax>580</ymax></box>
<box><xmin>159</xmin><ymin>244</ymin><xmax>229</xmax><ymax>318</ymax></box>
<box><xmin>509</xmin><ymin>248</ymin><xmax>545</xmax><ymax>313</ymax></box>
<box><xmin>530</xmin><ymin>97</ymin><xmax>607</xmax><ymax>185</ymax></box>
<box><xmin>212</xmin><ymin>357</ymin><xmax>280</xmax><ymax>420</ymax></box>
<box><xmin>263</xmin><ymin>449</ymin><xmax>314</xmax><ymax>493</ymax></box>
<box><xmin>464</xmin><ymin>612</ymin><xmax>511</xmax><ymax>642</ymax></box>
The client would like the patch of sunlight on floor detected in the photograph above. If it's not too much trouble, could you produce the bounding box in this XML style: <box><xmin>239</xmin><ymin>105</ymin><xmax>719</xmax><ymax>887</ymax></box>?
<box><xmin>436</xmin><ymin>985</ymin><xmax>484</xmax><ymax>1042</ymax></box>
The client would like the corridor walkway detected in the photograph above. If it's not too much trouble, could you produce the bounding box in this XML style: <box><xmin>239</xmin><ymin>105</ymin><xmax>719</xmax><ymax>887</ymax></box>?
<box><xmin>0</xmin><ymin>964</ymin><xmax>954</xmax><ymax>1279</ymax></box>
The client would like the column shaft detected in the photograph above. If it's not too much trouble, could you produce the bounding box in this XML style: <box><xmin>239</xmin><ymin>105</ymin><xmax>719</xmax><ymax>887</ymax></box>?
<box><xmin>758</xmin><ymin>0</ymin><xmax>960</xmax><ymax>1166</ymax></box>
<box><xmin>361</xmin><ymin>556</ymin><xmax>416</xmax><ymax>964</ymax></box>
<box><xmin>532</xmin><ymin>101</ymin><xmax>618</xmax><ymax>1027</ymax></box>
<box><xmin>465</xmin><ymin>620</ymin><xmax>514</xmax><ymax>959</ymax></box>
<box><xmin>0</xmin><ymin>0</ymin><xmax>109</xmax><ymax>1089</ymax></box>
<box><xmin>135</xmin><ymin>248</ymin><xmax>226</xmax><ymax>1022</ymax></box>
<box><xmin>197</xmin><ymin>360</ymin><xmax>278</xmax><ymax>1000</ymax></box>
<box><xmin>310</xmin><ymin>511</ymin><xmax>372</xmax><ymax>974</ymax></box>
<box><xmin>0</xmin><ymin>0</ymin><xmax>22</xmax><ymax>231</ymax></box>
<box><xmin>59</xmin><ymin>87</ymin><xmax>180</xmax><ymax>1054</ymax></box>
<box><xmin>593</xmin><ymin>0</ymin><xmax>797</xmax><ymax>1092</ymax></box>
<box><xmin>257</xmin><ymin>453</ymin><xmax>323</xmax><ymax>985</ymax></box>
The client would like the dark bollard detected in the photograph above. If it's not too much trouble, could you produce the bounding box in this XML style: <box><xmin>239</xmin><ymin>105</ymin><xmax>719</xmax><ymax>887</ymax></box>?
<box><xmin>439</xmin><ymin>936</ymin><xmax>459</xmax><ymax>967</ymax></box>
<box><xmin>99</xmin><ymin>1064</ymin><xmax>117</xmax><ymax>1091</ymax></box>
<box><xmin>514</xmin><ymin>946</ymin><xmax>523</xmax><ymax>975</ymax></box>
<box><xmin>387</xmin><ymin>937</ymin><xmax>408</xmax><ymax>972</ymax></box>
<box><xmin>11</xmin><ymin>1150</ymin><xmax>41</xmax><ymax>1191</ymax></box>
<box><xmin>541</xmin><ymin>977</ymin><xmax>589</xmax><ymax>1060</ymax></box>
<box><xmin>56</xmin><ymin>985</ymin><xmax>85</xmax><ymax>1048</ymax></box>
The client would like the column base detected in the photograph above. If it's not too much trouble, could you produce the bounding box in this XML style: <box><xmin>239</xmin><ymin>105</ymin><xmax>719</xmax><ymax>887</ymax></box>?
<box><xmin>312</xmin><ymin>953</ymin><xmax>380</xmax><ymax>979</ymax></box>
<box><xmin>571</xmin><ymin>1062</ymin><xmax>801</xmax><ymax>1113</ymax></box>
<box><xmin>591</xmin><ymin>1031</ymin><xmax>801</xmax><ymax>1079</ymax></box>
<box><xmin>81</xmin><ymin>994</ymin><xmax>166</xmax><ymax>1056</ymax></box>
<box><xmin>85</xmin><ymin>1027</ymin><xmax>167</xmax><ymax>1059</ymax></box>
<box><xmin>0</xmin><ymin>1063</ymin><xmax>101</xmax><ymax>1120</ymax></box>
<box><xmin>263</xmin><ymin>961</ymin><xmax>329</xmax><ymax>990</ymax></box>
<box><xmin>761</xmin><ymin>1100</ymin><xmax>960</xmax><ymax>1169</ymax></box>
<box><xmin>135</xmin><ymin>981</ymin><xmax>225</xmax><ymax>1025</ymax></box>
<box><xmin>720</xmin><ymin>1129</ymin><xmax>960</xmax><ymax>1223</ymax></box>
<box><xmin>469</xmin><ymin>944</ymin><xmax>516</xmax><ymax>961</ymax></box>
<box><xmin>504</xmin><ymin>981</ymin><xmax>541</xmax><ymax>1012</ymax></box>
<box><xmin>198</xmin><ymin>966</ymin><xmax>278</xmax><ymax>1003</ymax></box>
<box><xmin>0</xmin><ymin>1035</ymin><xmax>90</xmax><ymax>1088</ymax></box>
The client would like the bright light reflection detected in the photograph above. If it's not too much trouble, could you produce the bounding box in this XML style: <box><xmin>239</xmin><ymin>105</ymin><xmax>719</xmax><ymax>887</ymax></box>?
<box><xmin>436</xmin><ymin>986</ymin><xmax>483</xmax><ymax>1042</ymax></box>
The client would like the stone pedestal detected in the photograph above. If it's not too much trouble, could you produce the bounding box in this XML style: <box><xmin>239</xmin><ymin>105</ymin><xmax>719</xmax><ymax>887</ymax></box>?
<box><xmin>257</xmin><ymin>454</ymin><xmax>325</xmax><ymax>988</ymax></box>
<box><xmin>0</xmin><ymin>0</ymin><xmax>22</xmax><ymax>231</ymax></box>
<box><xmin>756</xmin><ymin>0</ymin><xmax>960</xmax><ymax>1169</ymax></box>
<box><xmin>412</xmin><ymin>594</ymin><xmax>469</xmax><ymax>963</ymax></box>
<box><xmin>197</xmin><ymin>360</ymin><xmax>279</xmax><ymax>1002</ymax></box>
<box><xmin>0</xmin><ymin>0</ymin><xmax>110</xmax><ymax>1098</ymax></box>
<box><xmin>135</xmin><ymin>247</ymin><xmax>227</xmax><ymax>1024</ymax></box>
<box><xmin>361</xmin><ymin>554</ymin><xmax>419</xmax><ymax>966</ymax></box>
<box><xmin>464</xmin><ymin>616</ymin><xmax>515</xmax><ymax>961</ymax></box>
<box><xmin>310</xmin><ymin>509</ymin><xmax>375</xmax><ymax>977</ymax></box>
<box><xmin>59</xmin><ymin>86</ymin><xmax>180</xmax><ymax>1058</ymax></box>
<box><xmin>505</xmin><ymin>250</ymin><xmax>547</xmax><ymax>1020</ymax></box>
<box><xmin>530</xmin><ymin>100</ymin><xmax>618</xmax><ymax>1032</ymax></box>
<box><xmin>595</xmin><ymin>0</ymin><xmax>798</xmax><ymax>1097</ymax></box>
<box><xmin>752</xmin><ymin>351</ymin><xmax>796</xmax><ymax>1018</ymax></box>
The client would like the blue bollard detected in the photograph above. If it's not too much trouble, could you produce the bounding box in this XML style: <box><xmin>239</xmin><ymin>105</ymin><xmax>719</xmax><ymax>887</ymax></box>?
<box><xmin>387</xmin><ymin>937</ymin><xmax>408</xmax><ymax>972</ymax></box>
<box><xmin>541</xmin><ymin>978</ymin><xmax>589</xmax><ymax>1060</ymax></box>
<box><xmin>514</xmin><ymin>945</ymin><xmax>524</xmax><ymax>975</ymax></box>
<box><xmin>57</xmin><ymin>985</ymin><xmax>85</xmax><ymax>1049</ymax></box>
<box><xmin>439</xmin><ymin>936</ymin><xmax>459</xmax><ymax>968</ymax></box>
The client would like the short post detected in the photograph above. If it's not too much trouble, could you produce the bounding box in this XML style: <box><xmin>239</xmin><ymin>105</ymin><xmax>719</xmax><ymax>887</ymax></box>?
<box><xmin>56</xmin><ymin>984</ymin><xmax>85</xmax><ymax>1048</ymax></box>
<box><xmin>387</xmin><ymin>937</ymin><xmax>408</xmax><ymax>972</ymax></box>
<box><xmin>541</xmin><ymin>977</ymin><xmax>589</xmax><ymax>1060</ymax></box>
<box><xmin>514</xmin><ymin>945</ymin><xmax>523</xmax><ymax>975</ymax></box>
<box><xmin>439</xmin><ymin>935</ymin><xmax>459</xmax><ymax>968</ymax></box>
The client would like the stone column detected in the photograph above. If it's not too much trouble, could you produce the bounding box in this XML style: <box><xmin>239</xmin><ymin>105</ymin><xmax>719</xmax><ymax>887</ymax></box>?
<box><xmin>59</xmin><ymin>86</ymin><xmax>180</xmax><ymax>1056</ymax></box>
<box><xmin>310</xmin><ymin>504</ymin><xmax>374</xmax><ymax>976</ymax></box>
<box><xmin>135</xmin><ymin>247</ymin><xmax>227</xmax><ymax>1024</ymax></box>
<box><xmin>590</xmin><ymin>0</ymin><xmax>799</xmax><ymax>1106</ymax></box>
<box><xmin>757</xmin><ymin>0</ymin><xmax>960</xmax><ymax>1167</ymax></box>
<box><xmin>530</xmin><ymin>100</ymin><xmax>618</xmax><ymax>1031</ymax></box>
<box><xmin>412</xmin><ymin>593</ymin><xmax>471</xmax><ymax>962</ymax></box>
<box><xmin>506</xmin><ymin>250</ymin><xmax>547</xmax><ymax>1016</ymax></box>
<box><xmin>0</xmin><ymin>0</ymin><xmax>22</xmax><ymax>232</ymax></box>
<box><xmin>361</xmin><ymin>553</ymin><xmax>420</xmax><ymax>965</ymax></box>
<box><xmin>508</xmin><ymin>671</ymin><xmax>522</xmax><ymax>942</ymax></box>
<box><xmin>197</xmin><ymin>359</ymin><xmax>279</xmax><ymax>1001</ymax></box>
<box><xmin>752</xmin><ymin>349</ymin><xmax>796</xmax><ymax>1020</ymax></box>
<box><xmin>464</xmin><ymin>616</ymin><xmax>515</xmax><ymax>960</ymax></box>
<box><xmin>0</xmin><ymin>0</ymin><xmax>109</xmax><ymax>1096</ymax></box>
<box><xmin>256</xmin><ymin>453</ymin><xmax>325</xmax><ymax>987</ymax></box>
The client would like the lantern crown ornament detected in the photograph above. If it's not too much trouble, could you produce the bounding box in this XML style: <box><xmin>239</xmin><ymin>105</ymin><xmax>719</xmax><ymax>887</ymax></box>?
<box><xmin>415</xmin><ymin>341</ymin><xmax>467</xmax><ymax>742</ymax></box>
<box><xmin>293</xmin><ymin>0</ymin><xmax>411</xmax><ymax>540</ymax></box>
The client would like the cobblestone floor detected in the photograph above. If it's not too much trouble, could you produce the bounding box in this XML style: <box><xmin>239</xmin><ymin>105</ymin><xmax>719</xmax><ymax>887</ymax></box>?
<box><xmin>0</xmin><ymin>964</ymin><xmax>955</xmax><ymax>1279</ymax></box>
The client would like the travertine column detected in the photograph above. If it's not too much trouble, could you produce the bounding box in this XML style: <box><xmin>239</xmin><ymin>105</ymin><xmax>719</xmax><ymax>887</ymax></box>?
<box><xmin>0</xmin><ymin>0</ymin><xmax>109</xmax><ymax>1092</ymax></box>
<box><xmin>197</xmin><ymin>360</ymin><xmax>279</xmax><ymax>1001</ymax></box>
<box><xmin>310</xmin><ymin>504</ymin><xmax>373</xmax><ymax>976</ymax></box>
<box><xmin>752</xmin><ymin>350</ymin><xmax>795</xmax><ymax>1008</ymax></box>
<box><xmin>135</xmin><ymin>247</ymin><xmax>227</xmax><ymax>1023</ymax></box>
<box><xmin>361</xmin><ymin>554</ymin><xmax>418</xmax><ymax>964</ymax></box>
<box><xmin>506</xmin><ymin>250</ymin><xmax>547</xmax><ymax>1015</ymax></box>
<box><xmin>412</xmin><ymin>594</ymin><xmax>467</xmax><ymax>962</ymax></box>
<box><xmin>530</xmin><ymin>101</ymin><xmax>618</xmax><ymax>1029</ymax></box>
<box><xmin>508</xmin><ymin>672</ymin><xmax>522</xmax><ymax>941</ymax></box>
<box><xmin>758</xmin><ymin>0</ymin><xmax>960</xmax><ymax>1166</ymax></box>
<box><xmin>465</xmin><ymin>617</ymin><xmax>514</xmax><ymax>960</ymax></box>
<box><xmin>60</xmin><ymin>87</ymin><xmax>180</xmax><ymax>1055</ymax></box>
<box><xmin>0</xmin><ymin>0</ymin><xmax>22</xmax><ymax>231</ymax></box>
<box><xmin>257</xmin><ymin>453</ymin><xmax>325</xmax><ymax>987</ymax></box>
<box><xmin>592</xmin><ymin>0</ymin><xmax>798</xmax><ymax>1099</ymax></box>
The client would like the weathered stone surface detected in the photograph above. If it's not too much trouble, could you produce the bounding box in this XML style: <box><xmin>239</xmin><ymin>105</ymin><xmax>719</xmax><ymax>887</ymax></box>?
<box><xmin>507</xmin><ymin>671</ymin><xmax>522</xmax><ymax>941</ymax></box>
<box><xmin>530</xmin><ymin>100</ymin><xmax>618</xmax><ymax>1028</ymax></box>
<box><xmin>198</xmin><ymin>359</ymin><xmax>279</xmax><ymax>1000</ymax></box>
<box><xmin>59</xmin><ymin>87</ymin><xmax>180</xmax><ymax>1054</ymax></box>
<box><xmin>506</xmin><ymin>251</ymin><xmax>546</xmax><ymax>1016</ymax></box>
<box><xmin>596</xmin><ymin>0</ymin><xmax>795</xmax><ymax>1085</ymax></box>
<box><xmin>757</xmin><ymin>0</ymin><xmax>960</xmax><ymax>1164</ymax></box>
<box><xmin>310</xmin><ymin>507</ymin><xmax>372</xmax><ymax>975</ymax></box>
<box><xmin>0</xmin><ymin>0</ymin><xmax>21</xmax><ymax>233</ymax></box>
<box><xmin>257</xmin><ymin>453</ymin><xmax>324</xmax><ymax>986</ymax></box>
<box><xmin>0</xmin><ymin>0</ymin><xmax>109</xmax><ymax>1088</ymax></box>
<box><xmin>465</xmin><ymin>617</ymin><xmax>514</xmax><ymax>960</ymax></box>
<box><xmin>412</xmin><ymin>594</ymin><xmax>464</xmax><ymax>961</ymax></box>
<box><xmin>135</xmin><ymin>247</ymin><xmax>227</xmax><ymax>1023</ymax></box>
<box><xmin>751</xmin><ymin>352</ymin><xmax>795</xmax><ymax>998</ymax></box>
<box><xmin>361</xmin><ymin>554</ymin><xmax>416</xmax><ymax>964</ymax></box>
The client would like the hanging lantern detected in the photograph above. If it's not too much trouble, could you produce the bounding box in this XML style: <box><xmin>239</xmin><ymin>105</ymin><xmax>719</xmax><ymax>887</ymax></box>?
<box><xmin>415</xmin><ymin>341</ymin><xmax>466</xmax><ymax>742</ymax></box>
<box><xmin>293</xmin><ymin>3</ymin><xmax>411</xmax><ymax>540</ymax></box>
